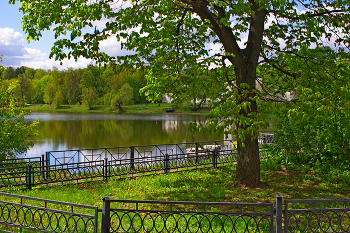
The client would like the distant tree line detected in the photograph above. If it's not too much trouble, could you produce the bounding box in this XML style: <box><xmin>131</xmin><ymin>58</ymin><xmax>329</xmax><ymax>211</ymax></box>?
<box><xmin>0</xmin><ymin>64</ymin><xmax>148</xmax><ymax>109</ymax></box>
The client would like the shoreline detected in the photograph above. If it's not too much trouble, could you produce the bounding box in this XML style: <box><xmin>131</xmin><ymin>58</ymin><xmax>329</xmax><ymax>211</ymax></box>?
<box><xmin>21</xmin><ymin>103</ymin><xmax>211</xmax><ymax>115</ymax></box>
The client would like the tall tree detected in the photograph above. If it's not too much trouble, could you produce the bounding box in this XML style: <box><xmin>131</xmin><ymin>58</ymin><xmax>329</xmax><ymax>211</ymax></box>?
<box><xmin>112</xmin><ymin>83</ymin><xmax>133</xmax><ymax>111</ymax></box>
<box><xmin>17</xmin><ymin>72</ymin><xmax>33</xmax><ymax>104</ymax></box>
<box><xmin>1</xmin><ymin>67</ymin><xmax>16</xmax><ymax>80</ymax></box>
<box><xmin>11</xmin><ymin>0</ymin><xmax>350</xmax><ymax>187</ymax></box>
<box><xmin>81</xmin><ymin>87</ymin><xmax>98</xmax><ymax>110</ymax></box>
<box><xmin>65</xmin><ymin>69</ymin><xmax>82</xmax><ymax>105</ymax></box>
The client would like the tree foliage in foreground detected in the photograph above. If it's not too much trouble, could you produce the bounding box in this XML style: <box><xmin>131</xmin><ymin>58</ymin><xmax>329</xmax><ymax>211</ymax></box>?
<box><xmin>0</xmin><ymin>81</ymin><xmax>39</xmax><ymax>159</ymax></box>
<box><xmin>260</xmin><ymin>47</ymin><xmax>350</xmax><ymax>170</ymax></box>
<box><xmin>11</xmin><ymin>0</ymin><xmax>350</xmax><ymax>187</ymax></box>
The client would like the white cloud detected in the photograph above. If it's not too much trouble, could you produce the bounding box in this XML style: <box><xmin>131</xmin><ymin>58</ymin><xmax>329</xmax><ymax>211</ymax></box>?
<box><xmin>0</xmin><ymin>27</ymin><xmax>27</xmax><ymax>60</ymax></box>
<box><xmin>99</xmin><ymin>35</ymin><xmax>134</xmax><ymax>57</ymax></box>
<box><xmin>21</xmin><ymin>57</ymin><xmax>92</xmax><ymax>70</ymax></box>
<box><xmin>0</xmin><ymin>27</ymin><xmax>23</xmax><ymax>46</ymax></box>
<box><xmin>207</xmin><ymin>42</ymin><xmax>223</xmax><ymax>56</ymax></box>
<box><xmin>0</xmin><ymin>27</ymin><xmax>93</xmax><ymax>70</ymax></box>
<box><xmin>21</xmin><ymin>48</ymin><xmax>47</xmax><ymax>60</ymax></box>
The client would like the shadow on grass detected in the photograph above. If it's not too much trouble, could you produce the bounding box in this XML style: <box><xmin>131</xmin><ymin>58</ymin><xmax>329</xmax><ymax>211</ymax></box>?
<box><xmin>139</xmin><ymin>165</ymin><xmax>350</xmax><ymax>204</ymax></box>
<box><xmin>10</xmin><ymin>162</ymin><xmax>350</xmax><ymax>208</ymax></box>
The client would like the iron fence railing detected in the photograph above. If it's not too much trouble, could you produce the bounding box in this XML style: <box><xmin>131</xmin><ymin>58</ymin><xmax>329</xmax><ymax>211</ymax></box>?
<box><xmin>0</xmin><ymin>140</ymin><xmax>238</xmax><ymax>189</ymax></box>
<box><xmin>1</xmin><ymin>194</ymin><xmax>349</xmax><ymax>232</ymax></box>
<box><xmin>284</xmin><ymin>198</ymin><xmax>350</xmax><ymax>233</ymax></box>
<box><xmin>101</xmin><ymin>198</ymin><xmax>275</xmax><ymax>233</ymax></box>
<box><xmin>0</xmin><ymin>192</ymin><xmax>99</xmax><ymax>233</ymax></box>
<box><xmin>45</xmin><ymin>140</ymin><xmax>237</xmax><ymax>166</ymax></box>
<box><xmin>0</xmin><ymin>139</ymin><xmax>273</xmax><ymax>189</ymax></box>
<box><xmin>0</xmin><ymin>156</ymin><xmax>42</xmax><ymax>166</ymax></box>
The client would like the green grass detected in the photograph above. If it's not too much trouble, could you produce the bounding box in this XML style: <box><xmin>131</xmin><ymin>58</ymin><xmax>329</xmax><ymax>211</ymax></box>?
<box><xmin>22</xmin><ymin>103</ymin><xmax>211</xmax><ymax>115</ymax></box>
<box><xmin>2</xmin><ymin>158</ymin><xmax>350</xmax><ymax>232</ymax></box>
<box><xmin>3</xmin><ymin>159</ymin><xmax>350</xmax><ymax>207</ymax></box>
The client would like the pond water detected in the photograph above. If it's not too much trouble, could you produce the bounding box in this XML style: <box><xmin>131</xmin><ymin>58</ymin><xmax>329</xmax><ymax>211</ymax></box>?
<box><xmin>22</xmin><ymin>112</ymin><xmax>224</xmax><ymax>158</ymax></box>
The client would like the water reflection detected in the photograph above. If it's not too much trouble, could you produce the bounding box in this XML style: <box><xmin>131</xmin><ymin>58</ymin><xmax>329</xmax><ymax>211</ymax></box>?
<box><xmin>23</xmin><ymin>112</ymin><xmax>223</xmax><ymax>157</ymax></box>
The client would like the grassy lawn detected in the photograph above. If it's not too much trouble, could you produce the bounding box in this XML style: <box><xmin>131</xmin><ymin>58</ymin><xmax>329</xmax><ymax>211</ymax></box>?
<box><xmin>22</xmin><ymin>103</ymin><xmax>211</xmax><ymax>115</ymax></box>
<box><xmin>3</xmin><ymin>159</ymin><xmax>350</xmax><ymax>208</ymax></box>
<box><xmin>1</xmin><ymin>158</ymin><xmax>349</xmax><ymax>233</ymax></box>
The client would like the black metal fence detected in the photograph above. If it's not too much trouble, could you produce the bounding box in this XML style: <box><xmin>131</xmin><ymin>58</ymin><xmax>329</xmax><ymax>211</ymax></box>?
<box><xmin>0</xmin><ymin>192</ymin><xmax>99</xmax><ymax>233</ymax></box>
<box><xmin>45</xmin><ymin>140</ymin><xmax>237</xmax><ymax>167</ymax></box>
<box><xmin>284</xmin><ymin>198</ymin><xmax>350</xmax><ymax>233</ymax></box>
<box><xmin>101</xmin><ymin>198</ymin><xmax>274</xmax><ymax>233</ymax></box>
<box><xmin>0</xmin><ymin>133</ymin><xmax>275</xmax><ymax>189</ymax></box>
<box><xmin>0</xmin><ymin>140</ymin><xmax>247</xmax><ymax>189</ymax></box>
<box><xmin>1</xmin><ymin>193</ymin><xmax>349</xmax><ymax>232</ymax></box>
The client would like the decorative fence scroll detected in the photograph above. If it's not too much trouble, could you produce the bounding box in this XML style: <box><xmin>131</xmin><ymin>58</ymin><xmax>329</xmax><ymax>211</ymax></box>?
<box><xmin>284</xmin><ymin>198</ymin><xmax>350</xmax><ymax>233</ymax></box>
<box><xmin>0</xmin><ymin>192</ymin><xmax>349</xmax><ymax>232</ymax></box>
<box><xmin>0</xmin><ymin>192</ymin><xmax>99</xmax><ymax>233</ymax></box>
<box><xmin>101</xmin><ymin>198</ymin><xmax>274</xmax><ymax>233</ymax></box>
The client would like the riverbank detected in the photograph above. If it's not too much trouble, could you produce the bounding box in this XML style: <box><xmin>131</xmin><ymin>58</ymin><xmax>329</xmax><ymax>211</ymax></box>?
<box><xmin>22</xmin><ymin>103</ymin><xmax>211</xmax><ymax>115</ymax></box>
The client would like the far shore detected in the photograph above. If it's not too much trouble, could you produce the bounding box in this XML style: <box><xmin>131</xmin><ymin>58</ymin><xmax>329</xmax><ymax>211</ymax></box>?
<box><xmin>21</xmin><ymin>103</ymin><xmax>212</xmax><ymax>115</ymax></box>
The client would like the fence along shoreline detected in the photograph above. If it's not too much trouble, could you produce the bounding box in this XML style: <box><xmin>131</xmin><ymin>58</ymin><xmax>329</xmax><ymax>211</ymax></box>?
<box><xmin>0</xmin><ymin>140</ymin><xmax>240</xmax><ymax>189</ymax></box>
<box><xmin>0</xmin><ymin>132</ymin><xmax>274</xmax><ymax>189</ymax></box>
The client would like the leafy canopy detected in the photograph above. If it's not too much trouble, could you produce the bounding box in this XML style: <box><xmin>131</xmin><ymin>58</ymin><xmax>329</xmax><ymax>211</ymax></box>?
<box><xmin>0</xmin><ymin>81</ymin><xmax>39</xmax><ymax>159</ymax></box>
<box><xmin>260</xmin><ymin>46</ymin><xmax>350</xmax><ymax>169</ymax></box>
<box><xmin>11</xmin><ymin>0</ymin><xmax>350</xmax><ymax>137</ymax></box>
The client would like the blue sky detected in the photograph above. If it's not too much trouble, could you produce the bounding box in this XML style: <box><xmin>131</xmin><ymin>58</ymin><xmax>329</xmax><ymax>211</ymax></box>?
<box><xmin>0</xmin><ymin>2</ymin><xmax>68</xmax><ymax>69</ymax></box>
<box><xmin>0</xmin><ymin>1</ymin><xmax>129</xmax><ymax>70</ymax></box>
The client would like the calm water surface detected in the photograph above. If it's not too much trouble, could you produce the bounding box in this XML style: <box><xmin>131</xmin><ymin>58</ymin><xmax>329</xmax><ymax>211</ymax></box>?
<box><xmin>23</xmin><ymin>112</ymin><xmax>224</xmax><ymax>158</ymax></box>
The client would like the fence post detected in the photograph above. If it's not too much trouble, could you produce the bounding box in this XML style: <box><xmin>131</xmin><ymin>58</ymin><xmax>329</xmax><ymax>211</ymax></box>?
<box><xmin>45</xmin><ymin>152</ymin><xmax>50</xmax><ymax>180</ymax></box>
<box><xmin>102</xmin><ymin>197</ymin><xmax>111</xmax><ymax>233</ymax></box>
<box><xmin>212</xmin><ymin>150</ymin><xmax>217</xmax><ymax>168</ymax></box>
<box><xmin>41</xmin><ymin>154</ymin><xmax>45</xmax><ymax>179</ymax></box>
<box><xmin>276</xmin><ymin>193</ymin><xmax>283</xmax><ymax>233</ymax></box>
<box><xmin>104</xmin><ymin>158</ymin><xmax>108</xmax><ymax>181</ymax></box>
<box><xmin>164</xmin><ymin>153</ymin><xmax>169</xmax><ymax>174</ymax></box>
<box><xmin>195</xmin><ymin>143</ymin><xmax>199</xmax><ymax>163</ymax></box>
<box><xmin>130</xmin><ymin>146</ymin><xmax>135</xmax><ymax>170</ymax></box>
<box><xmin>27</xmin><ymin>164</ymin><xmax>33</xmax><ymax>189</ymax></box>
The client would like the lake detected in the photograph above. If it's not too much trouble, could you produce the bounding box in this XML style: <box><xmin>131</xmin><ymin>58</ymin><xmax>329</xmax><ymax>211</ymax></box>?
<box><xmin>23</xmin><ymin>112</ymin><xmax>224</xmax><ymax>158</ymax></box>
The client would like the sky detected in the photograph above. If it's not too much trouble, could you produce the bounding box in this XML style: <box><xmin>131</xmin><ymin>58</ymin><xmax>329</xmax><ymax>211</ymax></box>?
<box><xmin>0</xmin><ymin>1</ymin><xmax>131</xmax><ymax>70</ymax></box>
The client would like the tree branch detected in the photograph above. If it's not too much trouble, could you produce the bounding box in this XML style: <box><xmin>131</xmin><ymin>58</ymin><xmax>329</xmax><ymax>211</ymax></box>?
<box><xmin>272</xmin><ymin>9</ymin><xmax>346</xmax><ymax>21</ymax></box>
<box><xmin>183</xmin><ymin>0</ymin><xmax>240</xmax><ymax>65</ymax></box>
<box><xmin>261</xmin><ymin>55</ymin><xmax>300</xmax><ymax>78</ymax></box>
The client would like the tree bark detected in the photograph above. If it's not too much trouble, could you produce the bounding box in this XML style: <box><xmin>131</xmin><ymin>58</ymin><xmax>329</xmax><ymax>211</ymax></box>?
<box><xmin>117</xmin><ymin>103</ymin><xmax>123</xmax><ymax>111</ymax></box>
<box><xmin>235</xmin><ymin>134</ymin><xmax>260</xmax><ymax>187</ymax></box>
<box><xmin>234</xmin><ymin>54</ymin><xmax>260</xmax><ymax>187</ymax></box>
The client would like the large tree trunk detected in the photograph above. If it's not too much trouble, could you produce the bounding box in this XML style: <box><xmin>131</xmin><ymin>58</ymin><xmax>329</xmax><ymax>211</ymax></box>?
<box><xmin>234</xmin><ymin>53</ymin><xmax>260</xmax><ymax>187</ymax></box>
<box><xmin>189</xmin><ymin>0</ymin><xmax>266</xmax><ymax>188</ymax></box>
<box><xmin>235</xmin><ymin>132</ymin><xmax>260</xmax><ymax>187</ymax></box>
